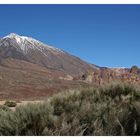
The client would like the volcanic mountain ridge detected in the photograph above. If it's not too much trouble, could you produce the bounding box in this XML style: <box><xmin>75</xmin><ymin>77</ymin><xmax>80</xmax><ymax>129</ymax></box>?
<box><xmin>0</xmin><ymin>33</ymin><xmax>139</xmax><ymax>100</ymax></box>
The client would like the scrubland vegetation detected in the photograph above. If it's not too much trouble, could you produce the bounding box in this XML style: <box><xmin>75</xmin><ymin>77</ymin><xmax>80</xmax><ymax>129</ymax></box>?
<box><xmin>0</xmin><ymin>83</ymin><xmax>140</xmax><ymax>136</ymax></box>
<box><xmin>4</xmin><ymin>100</ymin><xmax>17</xmax><ymax>107</ymax></box>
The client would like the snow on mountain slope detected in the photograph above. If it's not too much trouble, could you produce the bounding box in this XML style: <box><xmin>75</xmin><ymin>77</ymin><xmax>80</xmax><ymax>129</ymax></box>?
<box><xmin>0</xmin><ymin>33</ymin><xmax>96</xmax><ymax>75</ymax></box>
<box><xmin>3</xmin><ymin>33</ymin><xmax>64</xmax><ymax>55</ymax></box>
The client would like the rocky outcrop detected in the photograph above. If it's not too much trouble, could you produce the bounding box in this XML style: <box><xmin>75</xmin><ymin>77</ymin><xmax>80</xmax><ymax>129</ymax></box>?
<box><xmin>130</xmin><ymin>65</ymin><xmax>140</xmax><ymax>74</ymax></box>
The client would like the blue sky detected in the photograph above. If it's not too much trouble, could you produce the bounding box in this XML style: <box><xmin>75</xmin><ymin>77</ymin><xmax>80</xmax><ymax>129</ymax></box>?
<box><xmin>0</xmin><ymin>4</ymin><xmax>140</xmax><ymax>68</ymax></box>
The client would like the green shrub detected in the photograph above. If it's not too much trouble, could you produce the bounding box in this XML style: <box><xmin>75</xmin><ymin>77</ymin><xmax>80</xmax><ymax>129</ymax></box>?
<box><xmin>4</xmin><ymin>100</ymin><xmax>17</xmax><ymax>107</ymax></box>
<box><xmin>0</xmin><ymin>83</ymin><xmax>140</xmax><ymax>136</ymax></box>
<box><xmin>0</xmin><ymin>105</ymin><xmax>11</xmax><ymax>112</ymax></box>
<box><xmin>14</xmin><ymin>103</ymin><xmax>54</xmax><ymax>136</ymax></box>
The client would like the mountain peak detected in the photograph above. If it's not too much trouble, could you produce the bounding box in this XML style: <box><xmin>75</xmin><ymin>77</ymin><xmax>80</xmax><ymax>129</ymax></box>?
<box><xmin>7</xmin><ymin>33</ymin><xmax>19</xmax><ymax>37</ymax></box>
<box><xmin>3</xmin><ymin>33</ymin><xmax>28</xmax><ymax>44</ymax></box>
<box><xmin>3</xmin><ymin>33</ymin><xmax>47</xmax><ymax>47</ymax></box>
<box><xmin>3</xmin><ymin>33</ymin><xmax>49</xmax><ymax>48</ymax></box>
<box><xmin>4</xmin><ymin>33</ymin><xmax>22</xmax><ymax>39</ymax></box>
<box><xmin>1</xmin><ymin>33</ymin><xmax>65</xmax><ymax>55</ymax></box>
<box><xmin>0</xmin><ymin>33</ymin><xmax>96</xmax><ymax>76</ymax></box>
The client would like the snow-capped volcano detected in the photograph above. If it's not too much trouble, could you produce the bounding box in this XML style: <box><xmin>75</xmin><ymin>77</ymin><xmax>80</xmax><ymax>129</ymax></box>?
<box><xmin>2</xmin><ymin>33</ymin><xmax>64</xmax><ymax>54</ymax></box>
<box><xmin>0</xmin><ymin>33</ymin><xmax>139</xmax><ymax>100</ymax></box>
<box><xmin>0</xmin><ymin>33</ymin><xmax>95</xmax><ymax>75</ymax></box>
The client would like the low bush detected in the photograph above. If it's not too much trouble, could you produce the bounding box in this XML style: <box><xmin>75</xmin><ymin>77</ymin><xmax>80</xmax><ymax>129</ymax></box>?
<box><xmin>0</xmin><ymin>105</ymin><xmax>11</xmax><ymax>112</ymax></box>
<box><xmin>4</xmin><ymin>100</ymin><xmax>17</xmax><ymax>107</ymax></box>
<box><xmin>0</xmin><ymin>83</ymin><xmax>140</xmax><ymax>136</ymax></box>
